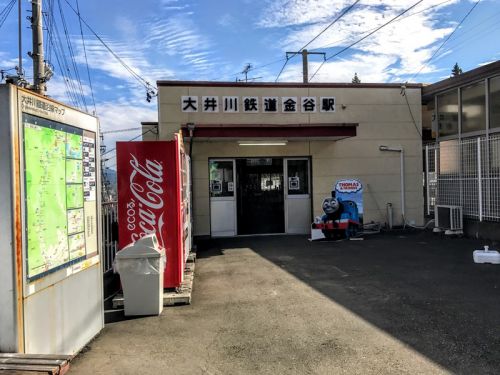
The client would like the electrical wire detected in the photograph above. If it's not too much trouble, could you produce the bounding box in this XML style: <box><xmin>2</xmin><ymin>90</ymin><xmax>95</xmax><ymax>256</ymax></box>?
<box><xmin>0</xmin><ymin>0</ymin><xmax>15</xmax><ymax>30</ymax></box>
<box><xmin>309</xmin><ymin>0</ymin><xmax>454</xmax><ymax>53</ymax></box>
<box><xmin>102</xmin><ymin>128</ymin><xmax>156</xmax><ymax>157</ymax></box>
<box><xmin>275</xmin><ymin>0</ymin><xmax>360</xmax><ymax>82</ymax></box>
<box><xmin>402</xmin><ymin>87</ymin><xmax>422</xmax><ymax>138</ymax></box>
<box><xmin>212</xmin><ymin>0</ymin><xmax>455</xmax><ymax>82</ymax></box>
<box><xmin>43</xmin><ymin>9</ymin><xmax>80</xmax><ymax>107</ymax></box>
<box><xmin>76</xmin><ymin>0</ymin><xmax>97</xmax><ymax>115</ymax></box>
<box><xmin>408</xmin><ymin>0</ymin><xmax>481</xmax><ymax>82</ymax></box>
<box><xmin>57</xmin><ymin>0</ymin><xmax>88</xmax><ymax>111</ymax></box>
<box><xmin>63</xmin><ymin>0</ymin><xmax>156</xmax><ymax>95</ymax></box>
<box><xmin>211</xmin><ymin>57</ymin><xmax>286</xmax><ymax>81</ymax></box>
<box><xmin>45</xmin><ymin>0</ymin><xmax>84</xmax><ymax>107</ymax></box>
<box><xmin>422</xmin><ymin>7</ymin><xmax>500</xmax><ymax>67</ymax></box>
<box><xmin>309</xmin><ymin>0</ymin><xmax>424</xmax><ymax>82</ymax></box>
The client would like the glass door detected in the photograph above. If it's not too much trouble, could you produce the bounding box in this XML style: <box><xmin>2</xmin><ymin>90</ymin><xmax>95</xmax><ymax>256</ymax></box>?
<box><xmin>236</xmin><ymin>158</ymin><xmax>285</xmax><ymax>235</ymax></box>
<box><xmin>284</xmin><ymin>158</ymin><xmax>311</xmax><ymax>234</ymax></box>
<box><xmin>209</xmin><ymin>159</ymin><xmax>236</xmax><ymax>237</ymax></box>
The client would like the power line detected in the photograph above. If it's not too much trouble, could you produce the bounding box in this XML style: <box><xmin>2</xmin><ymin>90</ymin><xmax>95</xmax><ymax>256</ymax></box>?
<box><xmin>275</xmin><ymin>0</ymin><xmax>360</xmax><ymax>82</ymax></box>
<box><xmin>63</xmin><ymin>0</ymin><xmax>156</xmax><ymax>97</ymax></box>
<box><xmin>47</xmin><ymin>0</ymin><xmax>86</xmax><ymax>107</ymax></box>
<box><xmin>102</xmin><ymin>128</ymin><xmax>156</xmax><ymax>157</ymax></box>
<box><xmin>409</xmin><ymin>0</ymin><xmax>481</xmax><ymax>81</ymax></box>
<box><xmin>57</xmin><ymin>0</ymin><xmax>87</xmax><ymax>111</ymax></box>
<box><xmin>213</xmin><ymin>0</ymin><xmax>455</xmax><ymax>83</ymax></box>
<box><xmin>309</xmin><ymin>0</ymin><xmax>454</xmax><ymax>53</ymax></box>
<box><xmin>101</xmin><ymin>127</ymin><xmax>142</xmax><ymax>135</ymax></box>
<box><xmin>76</xmin><ymin>0</ymin><xmax>97</xmax><ymax>115</ymax></box>
<box><xmin>43</xmin><ymin>7</ymin><xmax>81</xmax><ymax>107</ymax></box>
<box><xmin>430</xmin><ymin>11</ymin><xmax>500</xmax><ymax>65</ymax></box>
<box><xmin>0</xmin><ymin>0</ymin><xmax>15</xmax><ymax>30</ymax></box>
<box><xmin>309</xmin><ymin>0</ymin><xmax>424</xmax><ymax>82</ymax></box>
<box><xmin>211</xmin><ymin>57</ymin><xmax>286</xmax><ymax>81</ymax></box>
<box><xmin>401</xmin><ymin>86</ymin><xmax>422</xmax><ymax>138</ymax></box>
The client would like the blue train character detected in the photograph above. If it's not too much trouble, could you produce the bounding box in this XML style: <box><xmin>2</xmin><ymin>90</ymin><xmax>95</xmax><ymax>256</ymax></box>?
<box><xmin>317</xmin><ymin>194</ymin><xmax>360</xmax><ymax>239</ymax></box>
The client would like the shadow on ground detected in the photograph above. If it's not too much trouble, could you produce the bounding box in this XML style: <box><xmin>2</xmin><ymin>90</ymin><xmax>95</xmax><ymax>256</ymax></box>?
<box><xmin>197</xmin><ymin>230</ymin><xmax>500</xmax><ymax>374</ymax></box>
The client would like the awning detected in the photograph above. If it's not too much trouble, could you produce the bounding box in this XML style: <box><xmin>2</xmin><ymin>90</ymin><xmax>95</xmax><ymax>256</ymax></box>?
<box><xmin>180</xmin><ymin>123</ymin><xmax>357</xmax><ymax>141</ymax></box>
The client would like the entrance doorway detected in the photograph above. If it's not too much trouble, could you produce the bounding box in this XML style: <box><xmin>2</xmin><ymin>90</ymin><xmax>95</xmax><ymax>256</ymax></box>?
<box><xmin>209</xmin><ymin>157</ymin><xmax>311</xmax><ymax>237</ymax></box>
<box><xmin>236</xmin><ymin>158</ymin><xmax>285</xmax><ymax>235</ymax></box>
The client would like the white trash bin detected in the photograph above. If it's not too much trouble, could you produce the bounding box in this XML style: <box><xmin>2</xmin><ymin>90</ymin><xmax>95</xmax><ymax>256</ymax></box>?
<box><xmin>114</xmin><ymin>234</ymin><xmax>166</xmax><ymax>316</ymax></box>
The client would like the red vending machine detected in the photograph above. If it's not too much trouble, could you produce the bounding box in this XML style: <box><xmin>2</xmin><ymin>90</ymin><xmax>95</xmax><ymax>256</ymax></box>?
<box><xmin>116</xmin><ymin>133</ymin><xmax>191</xmax><ymax>288</ymax></box>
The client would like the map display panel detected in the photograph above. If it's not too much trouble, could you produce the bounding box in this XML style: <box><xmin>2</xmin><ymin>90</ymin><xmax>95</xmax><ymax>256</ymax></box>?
<box><xmin>23</xmin><ymin>113</ymin><xmax>96</xmax><ymax>280</ymax></box>
<box><xmin>67</xmin><ymin>184</ymin><xmax>84</xmax><ymax>209</ymax></box>
<box><xmin>66</xmin><ymin>159</ymin><xmax>83</xmax><ymax>183</ymax></box>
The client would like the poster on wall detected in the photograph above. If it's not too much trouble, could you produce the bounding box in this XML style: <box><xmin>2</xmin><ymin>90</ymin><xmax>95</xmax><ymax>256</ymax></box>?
<box><xmin>334</xmin><ymin>179</ymin><xmax>363</xmax><ymax>224</ymax></box>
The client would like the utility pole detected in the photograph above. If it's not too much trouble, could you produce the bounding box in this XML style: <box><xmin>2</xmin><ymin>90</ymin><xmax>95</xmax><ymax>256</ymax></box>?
<box><xmin>286</xmin><ymin>49</ymin><xmax>326</xmax><ymax>83</ymax></box>
<box><xmin>18</xmin><ymin>0</ymin><xmax>22</xmax><ymax>77</ymax></box>
<box><xmin>31</xmin><ymin>0</ymin><xmax>46</xmax><ymax>94</ymax></box>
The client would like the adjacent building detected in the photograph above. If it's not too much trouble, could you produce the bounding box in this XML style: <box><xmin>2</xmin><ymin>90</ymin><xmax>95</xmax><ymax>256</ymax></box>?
<box><xmin>422</xmin><ymin>60</ymin><xmax>500</xmax><ymax>239</ymax></box>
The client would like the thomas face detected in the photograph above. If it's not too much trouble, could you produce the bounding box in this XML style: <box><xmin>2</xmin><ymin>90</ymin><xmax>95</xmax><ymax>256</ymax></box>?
<box><xmin>322</xmin><ymin>197</ymin><xmax>340</xmax><ymax>214</ymax></box>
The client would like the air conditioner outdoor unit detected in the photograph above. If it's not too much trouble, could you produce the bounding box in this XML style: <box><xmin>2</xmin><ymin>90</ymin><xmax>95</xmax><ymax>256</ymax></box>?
<box><xmin>434</xmin><ymin>205</ymin><xmax>463</xmax><ymax>235</ymax></box>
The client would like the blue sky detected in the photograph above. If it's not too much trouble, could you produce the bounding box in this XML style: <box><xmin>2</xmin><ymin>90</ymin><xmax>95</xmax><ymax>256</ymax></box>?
<box><xmin>1</xmin><ymin>0</ymin><xmax>500</xmax><ymax>165</ymax></box>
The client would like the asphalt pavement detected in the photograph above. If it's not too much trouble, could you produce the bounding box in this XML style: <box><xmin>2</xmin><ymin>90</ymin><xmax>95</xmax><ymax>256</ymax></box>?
<box><xmin>70</xmin><ymin>231</ymin><xmax>500</xmax><ymax>374</ymax></box>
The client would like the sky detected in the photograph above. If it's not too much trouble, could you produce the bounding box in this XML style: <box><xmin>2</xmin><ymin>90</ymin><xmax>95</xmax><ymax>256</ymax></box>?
<box><xmin>1</xmin><ymin>0</ymin><xmax>500</xmax><ymax>169</ymax></box>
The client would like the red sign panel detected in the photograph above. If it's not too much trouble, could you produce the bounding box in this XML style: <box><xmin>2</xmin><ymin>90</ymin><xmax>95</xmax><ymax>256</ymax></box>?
<box><xmin>116</xmin><ymin>140</ymin><xmax>183</xmax><ymax>288</ymax></box>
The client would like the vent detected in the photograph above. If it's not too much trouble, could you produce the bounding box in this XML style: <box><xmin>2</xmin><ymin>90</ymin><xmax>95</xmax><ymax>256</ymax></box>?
<box><xmin>435</xmin><ymin>205</ymin><xmax>463</xmax><ymax>231</ymax></box>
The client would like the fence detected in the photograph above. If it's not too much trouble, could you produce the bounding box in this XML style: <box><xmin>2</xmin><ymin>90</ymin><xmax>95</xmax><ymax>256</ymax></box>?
<box><xmin>424</xmin><ymin>134</ymin><xmax>500</xmax><ymax>222</ymax></box>
<box><xmin>102</xmin><ymin>201</ymin><xmax>118</xmax><ymax>273</ymax></box>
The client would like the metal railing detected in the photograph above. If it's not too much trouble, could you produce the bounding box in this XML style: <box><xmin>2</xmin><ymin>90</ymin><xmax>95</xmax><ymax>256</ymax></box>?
<box><xmin>424</xmin><ymin>134</ymin><xmax>500</xmax><ymax>222</ymax></box>
<box><xmin>102</xmin><ymin>201</ymin><xmax>118</xmax><ymax>273</ymax></box>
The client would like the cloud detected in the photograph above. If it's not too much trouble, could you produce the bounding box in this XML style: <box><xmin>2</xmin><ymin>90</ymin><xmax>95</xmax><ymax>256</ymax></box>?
<box><xmin>97</xmin><ymin>98</ymin><xmax>158</xmax><ymax>166</ymax></box>
<box><xmin>144</xmin><ymin>13</ymin><xmax>217</xmax><ymax>73</ymax></box>
<box><xmin>279</xmin><ymin>53</ymin><xmax>396</xmax><ymax>82</ymax></box>
<box><xmin>218</xmin><ymin>13</ymin><xmax>237</xmax><ymax>28</ymax></box>
<box><xmin>262</xmin><ymin>0</ymin><xmax>463</xmax><ymax>82</ymax></box>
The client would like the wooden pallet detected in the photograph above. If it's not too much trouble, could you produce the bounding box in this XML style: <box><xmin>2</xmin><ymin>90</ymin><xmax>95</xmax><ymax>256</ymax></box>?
<box><xmin>0</xmin><ymin>353</ymin><xmax>71</xmax><ymax>375</ymax></box>
<box><xmin>112</xmin><ymin>257</ymin><xmax>196</xmax><ymax>309</ymax></box>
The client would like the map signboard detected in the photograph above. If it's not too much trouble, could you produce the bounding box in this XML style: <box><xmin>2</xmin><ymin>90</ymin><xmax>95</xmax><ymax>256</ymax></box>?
<box><xmin>23</xmin><ymin>113</ymin><xmax>97</xmax><ymax>281</ymax></box>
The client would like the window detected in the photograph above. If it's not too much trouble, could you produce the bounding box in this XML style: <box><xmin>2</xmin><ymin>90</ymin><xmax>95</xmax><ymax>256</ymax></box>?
<box><xmin>287</xmin><ymin>159</ymin><xmax>309</xmax><ymax>195</ymax></box>
<box><xmin>461</xmin><ymin>81</ymin><xmax>486</xmax><ymax>133</ymax></box>
<box><xmin>209</xmin><ymin>160</ymin><xmax>234</xmax><ymax>197</ymax></box>
<box><xmin>490</xmin><ymin>76</ymin><xmax>500</xmax><ymax>129</ymax></box>
<box><xmin>437</xmin><ymin>90</ymin><xmax>458</xmax><ymax>137</ymax></box>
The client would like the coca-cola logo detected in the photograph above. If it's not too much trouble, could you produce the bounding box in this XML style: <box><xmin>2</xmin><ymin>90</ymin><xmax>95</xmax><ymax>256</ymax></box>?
<box><xmin>126</xmin><ymin>153</ymin><xmax>166</xmax><ymax>247</ymax></box>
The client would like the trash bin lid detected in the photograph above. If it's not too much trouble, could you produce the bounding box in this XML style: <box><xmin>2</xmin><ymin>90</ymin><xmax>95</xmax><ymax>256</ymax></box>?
<box><xmin>116</xmin><ymin>234</ymin><xmax>165</xmax><ymax>259</ymax></box>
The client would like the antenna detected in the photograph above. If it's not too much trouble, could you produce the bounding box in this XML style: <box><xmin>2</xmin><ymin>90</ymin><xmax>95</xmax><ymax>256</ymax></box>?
<box><xmin>238</xmin><ymin>63</ymin><xmax>261</xmax><ymax>83</ymax></box>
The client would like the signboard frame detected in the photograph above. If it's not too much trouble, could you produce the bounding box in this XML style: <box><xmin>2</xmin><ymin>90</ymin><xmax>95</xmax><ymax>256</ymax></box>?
<box><xmin>0</xmin><ymin>85</ymin><xmax>104</xmax><ymax>355</ymax></box>
<box><xmin>17</xmin><ymin>88</ymin><xmax>101</xmax><ymax>297</ymax></box>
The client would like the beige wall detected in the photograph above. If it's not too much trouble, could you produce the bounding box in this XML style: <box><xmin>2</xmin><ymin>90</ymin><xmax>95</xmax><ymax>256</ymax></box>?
<box><xmin>154</xmin><ymin>84</ymin><xmax>424</xmax><ymax>236</ymax></box>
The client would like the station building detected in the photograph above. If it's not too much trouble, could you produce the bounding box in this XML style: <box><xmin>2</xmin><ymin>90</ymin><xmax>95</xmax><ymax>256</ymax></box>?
<box><xmin>143</xmin><ymin>81</ymin><xmax>424</xmax><ymax>237</ymax></box>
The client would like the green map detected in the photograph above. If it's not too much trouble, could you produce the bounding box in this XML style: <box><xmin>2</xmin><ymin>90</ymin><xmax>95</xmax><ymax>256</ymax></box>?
<box><xmin>66</xmin><ymin>133</ymin><xmax>83</xmax><ymax>158</ymax></box>
<box><xmin>66</xmin><ymin>159</ymin><xmax>83</xmax><ymax>183</ymax></box>
<box><xmin>67</xmin><ymin>184</ymin><xmax>84</xmax><ymax>209</ymax></box>
<box><xmin>24</xmin><ymin>115</ymin><xmax>87</xmax><ymax>280</ymax></box>
<box><xmin>25</xmin><ymin>123</ymin><xmax>70</xmax><ymax>277</ymax></box>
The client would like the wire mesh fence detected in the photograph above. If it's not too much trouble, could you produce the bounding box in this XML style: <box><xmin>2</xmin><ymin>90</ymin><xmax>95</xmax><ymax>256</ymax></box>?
<box><xmin>424</xmin><ymin>135</ymin><xmax>500</xmax><ymax>222</ymax></box>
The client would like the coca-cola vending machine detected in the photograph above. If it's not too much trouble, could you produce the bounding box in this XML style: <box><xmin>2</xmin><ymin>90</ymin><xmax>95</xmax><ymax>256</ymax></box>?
<box><xmin>116</xmin><ymin>133</ymin><xmax>191</xmax><ymax>288</ymax></box>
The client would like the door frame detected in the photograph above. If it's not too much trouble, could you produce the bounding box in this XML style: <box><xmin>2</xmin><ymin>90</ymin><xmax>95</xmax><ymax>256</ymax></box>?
<box><xmin>284</xmin><ymin>157</ymin><xmax>312</xmax><ymax>234</ymax></box>
<box><xmin>209</xmin><ymin>158</ymin><xmax>237</xmax><ymax>237</ymax></box>
<box><xmin>235</xmin><ymin>157</ymin><xmax>285</xmax><ymax>235</ymax></box>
